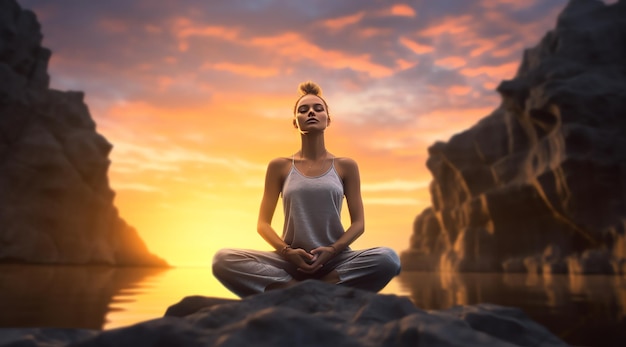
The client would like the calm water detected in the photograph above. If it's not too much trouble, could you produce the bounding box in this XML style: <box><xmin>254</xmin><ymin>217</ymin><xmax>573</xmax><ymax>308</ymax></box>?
<box><xmin>0</xmin><ymin>265</ymin><xmax>624</xmax><ymax>346</ymax></box>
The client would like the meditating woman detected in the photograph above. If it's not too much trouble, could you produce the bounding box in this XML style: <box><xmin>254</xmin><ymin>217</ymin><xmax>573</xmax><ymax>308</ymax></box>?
<box><xmin>212</xmin><ymin>81</ymin><xmax>401</xmax><ymax>297</ymax></box>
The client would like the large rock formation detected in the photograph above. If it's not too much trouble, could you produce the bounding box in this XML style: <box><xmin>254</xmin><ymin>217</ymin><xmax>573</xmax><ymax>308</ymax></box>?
<box><xmin>0</xmin><ymin>281</ymin><xmax>569</xmax><ymax>347</ymax></box>
<box><xmin>402</xmin><ymin>0</ymin><xmax>626</xmax><ymax>274</ymax></box>
<box><xmin>0</xmin><ymin>0</ymin><xmax>166</xmax><ymax>266</ymax></box>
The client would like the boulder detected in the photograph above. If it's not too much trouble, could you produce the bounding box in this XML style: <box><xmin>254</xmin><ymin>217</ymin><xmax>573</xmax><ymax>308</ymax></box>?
<box><xmin>0</xmin><ymin>281</ymin><xmax>569</xmax><ymax>347</ymax></box>
<box><xmin>0</xmin><ymin>0</ymin><xmax>166</xmax><ymax>266</ymax></box>
<box><xmin>402</xmin><ymin>0</ymin><xmax>626</xmax><ymax>273</ymax></box>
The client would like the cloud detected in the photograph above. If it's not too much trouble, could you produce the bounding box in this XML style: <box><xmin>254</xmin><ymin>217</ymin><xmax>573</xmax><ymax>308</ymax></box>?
<box><xmin>204</xmin><ymin>62</ymin><xmax>279</xmax><ymax>78</ymax></box>
<box><xmin>435</xmin><ymin>56</ymin><xmax>467</xmax><ymax>69</ymax></box>
<box><xmin>173</xmin><ymin>20</ymin><xmax>241</xmax><ymax>52</ymax></box>
<box><xmin>111</xmin><ymin>140</ymin><xmax>266</xmax><ymax>173</ymax></box>
<box><xmin>364</xmin><ymin>197</ymin><xmax>423</xmax><ymax>206</ymax></box>
<box><xmin>400</xmin><ymin>37</ymin><xmax>434</xmax><ymax>55</ymax></box>
<box><xmin>389</xmin><ymin>4</ymin><xmax>417</xmax><ymax>17</ymax></box>
<box><xmin>322</xmin><ymin>12</ymin><xmax>365</xmax><ymax>31</ymax></box>
<box><xmin>112</xmin><ymin>182</ymin><xmax>163</xmax><ymax>193</ymax></box>
<box><xmin>362</xmin><ymin>180</ymin><xmax>429</xmax><ymax>192</ymax></box>
<box><xmin>250</xmin><ymin>32</ymin><xmax>395</xmax><ymax>78</ymax></box>
<box><xmin>460</xmin><ymin>62</ymin><xmax>519</xmax><ymax>79</ymax></box>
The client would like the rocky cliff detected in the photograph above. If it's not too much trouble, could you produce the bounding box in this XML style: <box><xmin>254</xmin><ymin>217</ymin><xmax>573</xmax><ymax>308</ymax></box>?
<box><xmin>402</xmin><ymin>0</ymin><xmax>626</xmax><ymax>274</ymax></box>
<box><xmin>0</xmin><ymin>0</ymin><xmax>166</xmax><ymax>266</ymax></box>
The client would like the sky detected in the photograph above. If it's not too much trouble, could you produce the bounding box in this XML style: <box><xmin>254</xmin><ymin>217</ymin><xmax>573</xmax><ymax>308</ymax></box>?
<box><xmin>16</xmin><ymin>0</ymin><xmax>584</xmax><ymax>267</ymax></box>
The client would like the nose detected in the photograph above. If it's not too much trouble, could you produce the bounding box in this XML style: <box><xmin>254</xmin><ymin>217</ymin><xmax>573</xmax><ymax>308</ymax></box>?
<box><xmin>307</xmin><ymin>111</ymin><xmax>315</xmax><ymax>117</ymax></box>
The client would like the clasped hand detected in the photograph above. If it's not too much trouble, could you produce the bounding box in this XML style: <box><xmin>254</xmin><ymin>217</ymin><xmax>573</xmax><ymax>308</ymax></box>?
<box><xmin>284</xmin><ymin>246</ymin><xmax>336</xmax><ymax>274</ymax></box>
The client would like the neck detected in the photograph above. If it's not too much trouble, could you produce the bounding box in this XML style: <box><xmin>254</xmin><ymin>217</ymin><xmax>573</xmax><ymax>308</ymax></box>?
<box><xmin>299</xmin><ymin>132</ymin><xmax>327</xmax><ymax>159</ymax></box>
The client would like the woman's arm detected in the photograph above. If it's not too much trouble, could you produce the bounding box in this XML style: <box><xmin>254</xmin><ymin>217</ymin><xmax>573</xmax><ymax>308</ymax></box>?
<box><xmin>256</xmin><ymin>158</ymin><xmax>288</xmax><ymax>250</ymax></box>
<box><xmin>333</xmin><ymin>157</ymin><xmax>365</xmax><ymax>251</ymax></box>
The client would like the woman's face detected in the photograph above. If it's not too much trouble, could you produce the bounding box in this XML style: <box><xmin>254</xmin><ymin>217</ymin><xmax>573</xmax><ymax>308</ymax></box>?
<box><xmin>294</xmin><ymin>94</ymin><xmax>330</xmax><ymax>132</ymax></box>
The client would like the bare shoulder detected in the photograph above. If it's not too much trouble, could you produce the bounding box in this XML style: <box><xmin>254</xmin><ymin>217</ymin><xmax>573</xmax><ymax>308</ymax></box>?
<box><xmin>266</xmin><ymin>157</ymin><xmax>293</xmax><ymax>177</ymax></box>
<box><xmin>334</xmin><ymin>156</ymin><xmax>360</xmax><ymax>178</ymax></box>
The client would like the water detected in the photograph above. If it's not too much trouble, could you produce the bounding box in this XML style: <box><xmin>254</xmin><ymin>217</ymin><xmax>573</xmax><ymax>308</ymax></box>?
<box><xmin>0</xmin><ymin>265</ymin><xmax>624</xmax><ymax>346</ymax></box>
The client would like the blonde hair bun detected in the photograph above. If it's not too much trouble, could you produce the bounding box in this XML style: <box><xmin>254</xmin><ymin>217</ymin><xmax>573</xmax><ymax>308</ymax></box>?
<box><xmin>298</xmin><ymin>81</ymin><xmax>322</xmax><ymax>97</ymax></box>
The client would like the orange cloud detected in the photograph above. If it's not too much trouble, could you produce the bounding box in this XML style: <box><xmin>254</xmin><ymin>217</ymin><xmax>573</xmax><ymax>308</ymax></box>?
<box><xmin>173</xmin><ymin>19</ymin><xmax>241</xmax><ymax>51</ymax></box>
<box><xmin>170</xmin><ymin>16</ymin><xmax>394</xmax><ymax>77</ymax></box>
<box><xmin>204</xmin><ymin>62</ymin><xmax>279</xmax><ymax>78</ymax></box>
<box><xmin>447</xmin><ymin>85</ymin><xmax>472</xmax><ymax>96</ymax></box>
<box><xmin>435</xmin><ymin>56</ymin><xmax>467</xmax><ymax>69</ymax></box>
<box><xmin>175</xmin><ymin>22</ymin><xmax>239</xmax><ymax>41</ymax></box>
<box><xmin>491</xmin><ymin>46</ymin><xmax>519</xmax><ymax>58</ymax></box>
<box><xmin>466</xmin><ymin>34</ymin><xmax>514</xmax><ymax>57</ymax></box>
<box><xmin>98</xmin><ymin>18</ymin><xmax>128</xmax><ymax>33</ymax></box>
<box><xmin>144</xmin><ymin>24</ymin><xmax>162</xmax><ymax>34</ymax></box>
<box><xmin>483</xmin><ymin>81</ymin><xmax>498</xmax><ymax>90</ymax></box>
<box><xmin>156</xmin><ymin>76</ymin><xmax>174</xmax><ymax>91</ymax></box>
<box><xmin>250</xmin><ymin>32</ymin><xmax>394</xmax><ymax>77</ymax></box>
<box><xmin>362</xmin><ymin>179</ymin><xmax>429</xmax><ymax>192</ymax></box>
<box><xmin>163</xmin><ymin>56</ymin><xmax>177</xmax><ymax>64</ymax></box>
<box><xmin>395</xmin><ymin>58</ymin><xmax>415</xmax><ymax>70</ymax></box>
<box><xmin>415</xmin><ymin>107</ymin><xmax>494</xmax><ymax>144</ymax></box>
<box><xmin>390</xmin><ymin>4</ymin><xmax>417</xmax><ymax>17</ymax></box>
<box><xmin>358</xmin><ymin>27</ymin><xmax>392</xmax><ymax>38</ymax></box>
<box><xmin>480</xmin><ymin>0</ymin><xmax>538</xmax><ymax>11</ymax></box>
<box><xmin>468</xmin><ymin>39</ymin><xmax>497</xmax><ymax>57</ymax></box>
<box><xmin>419</xmin><ymin>15</ymin><xmax>472</xmax><ymax>37</ymax></box>
<box><xmin>460</xmin><ymin>62</ymin><xmax>518</xmax><ymax>79</ymax></box>
<box><xmin>400</xmin><ymin>37</ymin><xmax>434</xmax><ymax>54</ymax></box>
<box><xmin>322</xmin><ymin>12</ymin><xmax>365</xmax><ymax>30</ymax></box>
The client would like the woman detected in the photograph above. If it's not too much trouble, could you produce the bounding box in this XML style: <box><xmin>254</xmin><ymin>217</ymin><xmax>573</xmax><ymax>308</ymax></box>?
<box><xmin>212</xmin><ymin>81</ymin><xmax>401</xmax><ymax>297</ymax></box>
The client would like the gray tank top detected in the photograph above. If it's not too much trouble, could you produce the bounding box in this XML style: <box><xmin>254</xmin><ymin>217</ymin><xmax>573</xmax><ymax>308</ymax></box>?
<box><xmin>281</xmin><ymin>156</ymin><xmax>346</xmax><ymax>252</ymax></box>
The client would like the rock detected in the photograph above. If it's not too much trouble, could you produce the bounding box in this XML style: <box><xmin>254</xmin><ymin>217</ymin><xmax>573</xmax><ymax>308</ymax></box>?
<box><xmin>0</xmin><ymin>281</ymin><xmax>569</xmax><ymax>347</ymax></box>
<box><xmin>502</xmin><ymin>257</ymin><xmax>526</xmax><ymax>273</ymax></box>
<box><xmin>541</xmin><ymin>244</ymin><xmax>567</xmax><ymax>275</ymax></box>
<box><xmin>567</xmin><ymin>248</ymin><xmax>614</xmax><ymax>274</ymax></box>
<box><xmin>0</xmin><ymin>328</ymin><xmax>97</xmax><ymax>347</ymax></box>
<box><xmin>164</xmin><ymin>296</ymin><xmax>238</xmax><ymax>318</ymax></box>
<box><xmin>402</xmin><ymin>0</ymin><xmax>626</xmax><ymax>273</ymax></box>
<box><xmin>0</xmin><ymin>0</ymin><xmax>166</xmax><ymax>266</ymax></box>
<box><xmin>523</xmin><ymin>256</ymin><xmax>542</xmax><ymax>274</ymax></box>
<box><xmin>0</xmin><ymin>0</ymin><xmax>50</xmax><ymax>90</ymax></box>
<box><xmin>611</xmin><ymin>258</ymin><xmax>626</xmax><ymax>275</ymax></box>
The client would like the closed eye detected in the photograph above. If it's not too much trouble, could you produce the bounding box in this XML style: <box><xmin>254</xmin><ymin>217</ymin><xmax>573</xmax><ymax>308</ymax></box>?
<box><xmin>298</xmin><ymin>104</ymin><xmax>324</xmax><ymax>114</ymax></box>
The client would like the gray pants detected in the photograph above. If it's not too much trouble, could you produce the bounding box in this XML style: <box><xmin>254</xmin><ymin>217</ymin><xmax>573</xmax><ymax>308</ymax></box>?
<box><xmin>212</xmin><ymin>247</ymin><xmax>401</xmax><ymax>297</ymax></box>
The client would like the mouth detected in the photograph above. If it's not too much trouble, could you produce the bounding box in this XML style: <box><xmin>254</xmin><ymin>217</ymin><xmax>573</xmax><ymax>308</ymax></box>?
<box><xmin>306</xmin><ymin>119</ymin><xmax>319</xmax><ymax>124</ymax></box>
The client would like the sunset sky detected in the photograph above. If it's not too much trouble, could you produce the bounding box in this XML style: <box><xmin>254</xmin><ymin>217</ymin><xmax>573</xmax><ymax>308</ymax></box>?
<box><xmin>17</xmin><ymin>0</ymin><xmax>589</xmax><ymax>267</ymax></box>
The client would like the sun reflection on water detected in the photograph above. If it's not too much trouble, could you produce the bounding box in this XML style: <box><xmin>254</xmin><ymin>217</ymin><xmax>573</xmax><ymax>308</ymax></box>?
<box><xmin>104</xmin><ymin>267</ymin><xmax>239</xmax><ymax>329</ymax></box>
